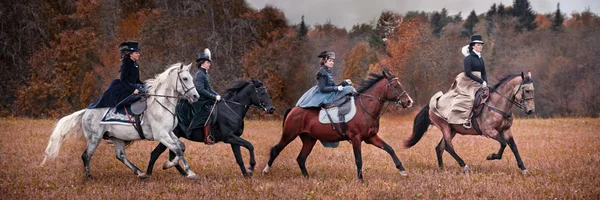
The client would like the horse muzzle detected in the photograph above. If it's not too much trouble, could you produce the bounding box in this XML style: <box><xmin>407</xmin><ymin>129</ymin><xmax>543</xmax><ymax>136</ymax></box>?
<box><xmin>264</xmin><ymin>106</ymin><xmax>275</xmax><ymax>114</ymax></box>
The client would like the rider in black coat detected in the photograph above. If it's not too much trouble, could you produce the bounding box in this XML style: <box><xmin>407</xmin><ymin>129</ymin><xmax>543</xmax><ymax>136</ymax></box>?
<box><xmin>176</xmin><ymin>48</ymin><xmax>220</xmax><ymax>145</ymax></box>
<box><xmin>88</xmin><ymin>41</ymin><xmax>143</xmax><ymax>108</ymax></box>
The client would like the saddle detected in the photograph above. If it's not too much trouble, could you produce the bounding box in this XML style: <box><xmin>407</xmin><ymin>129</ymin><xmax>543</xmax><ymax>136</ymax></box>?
<box><xmin>101</xmin><ymin>97</ymin><xmax>148</xmax><ymax>140</ymax></box>
<box><xmin>319</xmin><ymin>96</ymin><xmax>355</xmax><ymax>141</ymax></box>
<box><xmin>470</xmin><ymin>87</ymin><xmax>490</xmax><ymax>135</ymax></box>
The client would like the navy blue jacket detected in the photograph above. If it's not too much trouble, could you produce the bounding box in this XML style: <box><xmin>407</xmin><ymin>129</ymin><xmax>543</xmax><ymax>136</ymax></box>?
<box><xmin>88</xmin><ymin>58</ymin><xmax>143</xmax><ymax>108</ymax></box>
<box><xmin>195</xmin><ymin>67</ymin><xmax>219</xmax><ymax>101</ymax></box>
<box><xmin>317</xmin><ymin>65</ymin><xmax>340</xmax><ymax>93</ymax></box>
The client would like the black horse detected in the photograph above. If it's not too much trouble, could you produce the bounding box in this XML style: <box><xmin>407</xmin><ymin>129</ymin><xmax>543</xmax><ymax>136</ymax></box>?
<box><xmin>146</xmin><ymin>79</ymin><xmax>275</xmax><ymax>177</ymax></box>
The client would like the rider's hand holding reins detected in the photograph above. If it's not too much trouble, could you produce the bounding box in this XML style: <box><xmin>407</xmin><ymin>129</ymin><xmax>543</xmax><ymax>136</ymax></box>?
<box><xmin>215</xmin><ymin>95</ymin><xmax>222</xmax><ymax>101</ymax></box>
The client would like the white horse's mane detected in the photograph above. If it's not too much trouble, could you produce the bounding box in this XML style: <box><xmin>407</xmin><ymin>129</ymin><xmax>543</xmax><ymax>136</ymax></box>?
<box><xmin>145</xmin><ymin>63</ymin><xmax>185</xmax><ymax>87</ymax></box>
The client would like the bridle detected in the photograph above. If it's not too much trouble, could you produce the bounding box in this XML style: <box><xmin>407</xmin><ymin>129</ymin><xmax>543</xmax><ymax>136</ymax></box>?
<box><xmin>357</xmin><ymin>77</ymin><xmax>408</xmax><ymax>120</ymax></box>
<box><xmin>146</xmin><ymin>68</ymin><xmax>196</xmax><ymax>125</ymax></box>
<box><xmin>485</xmin><ymin>79</ymin><xmax>534</xmax><ymax>119</ymax></box>
<box><xmin>222</xmin><ymin>85</ymin><xmax>271</xmax><ymax>119</ymax></box>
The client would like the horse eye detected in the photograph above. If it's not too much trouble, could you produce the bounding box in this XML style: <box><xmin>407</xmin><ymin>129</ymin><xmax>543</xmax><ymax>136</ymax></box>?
<box><xmin>183</xmin><ymin>78</ymin><xmax>188</xmax><ymax>81</ymax></box>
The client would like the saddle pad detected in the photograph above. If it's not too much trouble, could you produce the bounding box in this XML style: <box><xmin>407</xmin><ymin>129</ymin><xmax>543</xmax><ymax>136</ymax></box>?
<box><xmin>100</xmin><ymin>106</ymin><xmax>143</xmax><ymax>125</ymax></box>
<box><xmin>318</xmin><ymin>97</ymin><xmax>357</xmax><ymax>124</ymax></box>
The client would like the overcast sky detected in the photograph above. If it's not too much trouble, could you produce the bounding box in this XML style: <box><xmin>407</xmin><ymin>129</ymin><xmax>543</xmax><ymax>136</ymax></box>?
<box><xmin>246</xmin><ymin>0</ymin><xmax>600</xmax><ymax>29</ymax></box>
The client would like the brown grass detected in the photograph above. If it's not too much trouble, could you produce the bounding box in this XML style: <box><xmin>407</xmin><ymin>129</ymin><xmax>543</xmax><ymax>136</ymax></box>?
<box><xmin>1</xmin><ymin>117</ymin><xmax>599</xmax><ymax>199</ymax></box>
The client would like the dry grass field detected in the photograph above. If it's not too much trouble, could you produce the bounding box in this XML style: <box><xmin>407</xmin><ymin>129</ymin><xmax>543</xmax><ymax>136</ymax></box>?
<box><xmin>1</xmin><ymin>116</ymin><xmax>599</xmax><ymax>199</ymax></box>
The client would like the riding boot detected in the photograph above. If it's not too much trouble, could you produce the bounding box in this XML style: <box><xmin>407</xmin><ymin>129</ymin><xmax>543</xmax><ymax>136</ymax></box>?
<box><xmin>203</xmin><ymin>125</ymin><xmax>215</xmax><ymax>145</ymax></box>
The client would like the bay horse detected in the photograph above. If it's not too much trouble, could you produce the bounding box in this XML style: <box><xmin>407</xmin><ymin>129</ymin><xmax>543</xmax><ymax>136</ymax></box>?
<box><xmin>146</xmin><ymin>79</ymin><xmax>275</xmax><ymax>177</ymax></box>
<box><xmin>405</xmin><ymin>71</ymin><xmax>535</xmax><ymax>174</ymax></box>
<box><xmin>262</xmin><ymin>69</ymin><xmax>413</xmax><ymax>181</ymax></box>
<box><xmin>41</xmin><ymin>63</ymin><xmax>201</xmax><ymax>180</ymax></box>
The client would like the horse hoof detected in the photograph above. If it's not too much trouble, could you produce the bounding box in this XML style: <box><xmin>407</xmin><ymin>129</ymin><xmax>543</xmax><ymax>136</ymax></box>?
<box><xmin>162</xmin><ymin>161</ymin><xmax>175</xmax><ymax>170</ymax></box>
<box><xmin>186</xmin><ymin>173</ymin><xmax>199</xmax><ymax>180</ymax></box>
<box><xmin>262</xmin><ymin>166</ymin><xmax>270</xmax><ymax>174</ymax></box>
<box><xmin>486</xmin><ymin>154</ymin><xmax>495</xmax><ymax>160</ymax></box>
<box><xmin>247</xmin><ymin>168</ymin><xmax>254</xmax><ymax>177</ymax></box>
<box><xmin>463</xmin><ymin>165</ymin><xmax>471</xmax><ymax>173</ymax></box>
<box><xmin>521</xmin><ymin>169</ymin><xmax>529</xmax><ymax>175</ymax></box>
<box><xmin>399</xmin><ymin>171</ymin><xmax>408</xmax><ymax>176</ymax></box>
<box><xmin>138</xmin><ymin>173</ymin><xmax>150</xmax><ymax>179</ymax></box>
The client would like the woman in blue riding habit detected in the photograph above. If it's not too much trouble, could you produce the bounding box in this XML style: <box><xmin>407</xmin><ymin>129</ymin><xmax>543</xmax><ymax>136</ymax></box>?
<box><xmin>88</xmin><ymin>41</ymin><xmax>144</xmax><ymax>108</ymax></box>
<box><xmin>296</xmin><ymin>51</ymin><xmax>356</xmax><ymax>108</ymax></box>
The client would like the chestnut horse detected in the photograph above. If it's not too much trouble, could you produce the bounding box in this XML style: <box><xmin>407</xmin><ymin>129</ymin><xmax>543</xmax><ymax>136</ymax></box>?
<box><xmin>262</xmin><ymin>69</ymin><xmax>413</xmax><ymax>181</ymax></box>
<box><xmin>405</xmin><ymin>72</ymin><xmax>535</xmax><ymax>174</ymax></box>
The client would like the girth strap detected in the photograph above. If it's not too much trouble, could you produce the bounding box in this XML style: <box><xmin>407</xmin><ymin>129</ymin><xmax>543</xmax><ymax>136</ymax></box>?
<box><xmin>323</xmin><ymin>109</ymin><xmax>348</xmax><ymax>140</ymax></box>
<box><xmin>124</xmin><ymin>108</ymin><xmax>145</xmax><ymax>140</ymax></box>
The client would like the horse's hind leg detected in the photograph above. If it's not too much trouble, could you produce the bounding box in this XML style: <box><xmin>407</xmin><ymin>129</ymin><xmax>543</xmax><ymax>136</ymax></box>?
<box><xmin>111</xmin><ymin>139</ymin><xmax>149</xmax><ymax>179</ymax></box>
<box><xmin>81</xmin><ymin>129</ymin><xmax>103</xmax><ymax>180</ymax></box>
<box><xmin>262</xmin><ymin>130</ymin><xmax>299</xmax><ymax>174</ymax></box>
<box><xmin>365</xmin><ymin>135</ymin><xmax>407</xmax><ymax>176</ymax></box>
<box><xmin>443</xmin><ymin>131</ymin><xmax>469</xmax><ymax>173</ymax></box>
<box><xmin>435</xmin><ymin>138</ymin><xmax>445</xmax><ymax>170</ymax></box>
<box><xmin>297</xmin><ymin>133</ymin><xmax>317</xmax><ymax>178</ymax></box>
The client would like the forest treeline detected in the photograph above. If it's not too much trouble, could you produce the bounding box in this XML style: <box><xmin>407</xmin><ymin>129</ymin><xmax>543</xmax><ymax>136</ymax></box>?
<box><xmin>1</xmin><ymin>0</ymin><xmax>598</xmax><ymax>118</ymax></box>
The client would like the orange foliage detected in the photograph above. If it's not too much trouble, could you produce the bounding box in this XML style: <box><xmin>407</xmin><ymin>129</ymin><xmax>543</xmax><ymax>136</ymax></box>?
<box><xmin>535</xmin><ymin>14</ymin><xmax>551</xmax><ymax>29</ymax></box>
<box><xmin>343</xmin><ymin>43</ymin><xmax>372</xmax><ymax>83</ymax></box>
<box><xmin>17</xmin><ymin>29</ymin><xmax>100</xmax><ymax>117</ymax></box>
<box><xmin>382</xmin><ymin>17</ymin><xmax>426</xmax><ymax>74</ymax></box>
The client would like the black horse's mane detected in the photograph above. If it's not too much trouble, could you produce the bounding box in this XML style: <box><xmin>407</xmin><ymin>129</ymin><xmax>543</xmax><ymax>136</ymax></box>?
<box><xmin>357</xmin><ymin>73</ymin><xmax>385</xmax><ymax>93</ymax></box>
<box><xmin>490</xmin><ymin>74</ymin><xmax>521</xmax><ymax>91</ymax></box>
<box><xmin>224</xmin><ymin>80</ymin><xmax>252</xmax><ymax>99</ymax></box>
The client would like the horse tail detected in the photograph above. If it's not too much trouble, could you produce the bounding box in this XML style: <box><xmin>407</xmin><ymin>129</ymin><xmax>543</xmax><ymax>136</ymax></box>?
<box><xmin>282</xmin><ymin>108</ymin><xmax>292</xmax><ymax>128</ymax></box>
<box><xmin>404</xmin><ymin>105</ymin><xmax>431</xmax><ymax>148</ymax></box>
<box><xmin>41</xmin><ymin>109</ymin><xmax>86</xmax><ymax>166</ymax></box>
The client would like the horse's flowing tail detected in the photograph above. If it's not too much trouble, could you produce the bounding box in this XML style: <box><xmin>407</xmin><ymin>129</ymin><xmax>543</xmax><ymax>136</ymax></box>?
<box><xmin>404</xmin><ymin>105</ymin><xmax>431</xmax><ymax>148</ymax></box>
<box><xmin>282</xmin><ymin>108</ymin><xmax>292</xmax><ymax>128</ymax></box>
<box><xmin>40</xmin><ymin>109</ymin><xmax>86</xmax><ymax>166</ymax></box>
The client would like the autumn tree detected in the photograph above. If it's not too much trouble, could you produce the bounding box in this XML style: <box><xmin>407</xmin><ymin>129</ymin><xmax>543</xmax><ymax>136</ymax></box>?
<box><xmin>343</xmin><ymin>43</ymin><xmax>374</xmax><ymax>84</ymax></box>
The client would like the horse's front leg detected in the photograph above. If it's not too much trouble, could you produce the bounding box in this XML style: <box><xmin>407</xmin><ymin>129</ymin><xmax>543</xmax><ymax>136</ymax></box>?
<box><xmin>351</xmin><ymin>137</ymin><xmax>364</xmax><ymax>182</ymax></box>
<box><xmin>365</xmin><ymin>135</ymin><xmax>407</xmax><ymax>176</ymax></box>
<box><xmin>503</xmin><ymin>129</ymin><xmax>528</xmax><ymax>174</ymax></box>
<box><xmin>230</xmin><ymin>144</ymin><xmax>251</xmax><ymax>177</ymax></box>
<box><xmin>225</xmin><ymin>136</ymin><xmax>254</xmax><ymax>177</ymax></box>
<box><xmin>487</xmin><ymin>136</ymin><xmax>507</xmax><ymax>160</ymax></box>
<box><xmin>158</xmin><ymin>136</ymin><xmax>198</xmax><ymax>180</ymax></box>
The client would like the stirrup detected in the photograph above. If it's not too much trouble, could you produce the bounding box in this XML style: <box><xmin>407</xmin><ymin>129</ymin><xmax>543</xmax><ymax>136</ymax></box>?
<box><xmin>205</xmin><ymin>134</ymin><xmax>215</xmax><ymax>145</ymax></box>
<box><xmin>463</xmin><ymin>122</ymin><xmax>472</xmax><ymax>129</ymax></box>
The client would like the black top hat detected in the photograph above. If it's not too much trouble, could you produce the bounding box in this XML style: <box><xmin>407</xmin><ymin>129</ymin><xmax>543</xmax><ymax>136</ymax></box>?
<box><xmin>119</xmin><ymin>41</ymin><xmax>140</xmax><ymax>52</ymax></box>
<box><xmin>317</xmin><ymin>51</ymin><xmax>336</xmax><ymax>59</ymax></box>
<box><xmin>196</xmin><ymin>48</ymin><xmax>212</xmax><ymax>63</ymax></box>
<box><xmin>470</xmin><ymin>35</ymin><xmax>484</xmax><ymax>45</ymax></box>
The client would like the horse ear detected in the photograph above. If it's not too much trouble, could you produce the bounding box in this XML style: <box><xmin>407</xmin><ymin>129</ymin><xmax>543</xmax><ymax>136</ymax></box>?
<box><xmin>382</xmin><ymin>68</ymin><xmax>389</xmax><ymax>78</ymax></box>
<box><xmin>521</xmin><ymin>71</ymin><xmax>525</xmax><ymax>80</ymax></box>
<box><xmin>527</xmin><ymin>71</ymin><xmax>532</xmax><ymax>79</ymax></box>
<box><xmin>180</xmin><ymin>63</ymin><xmax>184</xmax><ymax>70</ymax></box>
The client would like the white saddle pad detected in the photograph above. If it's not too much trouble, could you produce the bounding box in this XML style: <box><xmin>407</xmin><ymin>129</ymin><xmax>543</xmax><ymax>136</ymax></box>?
<box><xmin>318</xmin><ymin>97</ymin><xmax>357</xmax><ymax>124</ymax></box>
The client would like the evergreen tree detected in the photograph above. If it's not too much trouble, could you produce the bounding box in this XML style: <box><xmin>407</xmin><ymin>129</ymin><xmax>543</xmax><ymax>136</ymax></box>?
<box><xmin>511</xmin><ymin>0</ymin><xmax>537</xmax><ymax>31</ymax></box>
<box><xmin>297</xmin><ymin>15</ymin><xmax>308</xmax><ymax>40</ymax></box>
<box><xmin>486</xmin><ymin>3</ymin><xmax>497</xmax><ymax>35</ymax></box>
<box><xmin>551</xmin><ymin>3</ymin><xmax>564</xmax><ymax>32</ymax></box>
<box><xmin>498</xmin><ymin>3</ymin><xmax>506</xmax><ymax>16</ymax></box>
<box><xmin>462</xmin><ymin>10</ymin><xmax>479</xmax><ymax>37</ymax></box>
<box><xmin>431</xmin><ymin>8</ymin><xmax>450</xmax><ymax>36</ymax></box>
